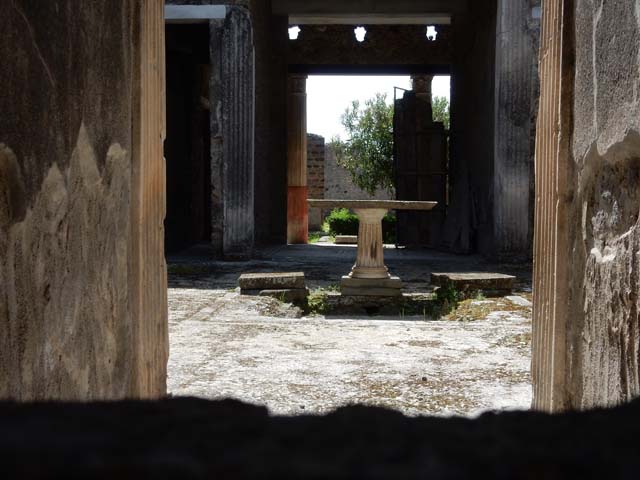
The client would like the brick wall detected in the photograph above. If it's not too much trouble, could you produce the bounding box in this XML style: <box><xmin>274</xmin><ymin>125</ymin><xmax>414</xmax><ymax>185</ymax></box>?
<box><xmin>306</xmin><ymin>133</ymin><xmax>395</xmax><ymax>230</ymax></box>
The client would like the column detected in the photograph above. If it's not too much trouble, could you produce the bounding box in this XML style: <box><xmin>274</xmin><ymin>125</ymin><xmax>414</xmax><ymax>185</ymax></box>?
<box><xmin>132</xmin><ymin>0</ymin><xmax>168</xmax><ymax>398</ymax></box>
<box><xmin>411</xmin><ymin>74</ymin><xmax>434</xmax><ymax>121</ymax></box>
<box><xmin>287</xmin><ymin>74</ymin><xmax>308</xmax><ymax>244</ymax></box>
<box><xmin>531</xmin><ymin>0</ymin><xmax>571</xmax><ymax>412</ymax></box>
<box><xmin>209</xmin><ymin>19</ymin><xmax>224</xmax><ymax>256</ymax></box>
<box><xmin>494</xmin><ymin>0</ymin><xmax>539</xmax><ymax>258</ymax></box>
<box><xmin>221</xmin><ymin>7</ymin><xmax>255</xmax><ymax>258</ymax></box>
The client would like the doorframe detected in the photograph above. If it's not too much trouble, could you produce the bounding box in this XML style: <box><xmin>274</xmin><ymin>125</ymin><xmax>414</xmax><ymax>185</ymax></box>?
<box><xmin>531</xmin><ymin>0</ymin><xmax>574</xmax><ymax>412</ymax></box>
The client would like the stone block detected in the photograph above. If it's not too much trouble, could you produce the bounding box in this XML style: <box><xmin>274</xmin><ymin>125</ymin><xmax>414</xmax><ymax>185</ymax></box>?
<box><xmin>431</xmin><ymin>273</ymin><xmax>516</xmax><ymax>293</ymax></box>
<box><xmin>340</xmin><ymin>275</ymin><xmax>403</xmax><ymax>297</ymax></box>
<box><xmin>258</xmin><ymin>289</ymin><xmax>309</xmax><ymax>303</ymax></box>
<box><xmin>335</xmin><ymin>235</ymin><xmax>358</xmax><ymax>244</ymax></box>
<box><xmin>341</xmin><ymin>276</ymin><xmax>403</xmax><ymax>289</ymax></box>
<box><xmin>239</xmin><ymin>272</ymin><xmax>305</xmax><ymax>290</ymax></box>
<box><xmin>506</xmin><ymin>296</ymin><xmax>532</xmax><ymax>307</ymax></box>
<box><xmin>341</xmin><ymin>287</ymin><xmax>403</xmax><ymax>297</ymax></box>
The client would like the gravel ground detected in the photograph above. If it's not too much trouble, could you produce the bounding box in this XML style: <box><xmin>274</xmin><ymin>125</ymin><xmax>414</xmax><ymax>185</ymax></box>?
<box><xmin>167</xmin><ymin>244</ymin><xmax>532</xmax><ymax>417</ymax></box>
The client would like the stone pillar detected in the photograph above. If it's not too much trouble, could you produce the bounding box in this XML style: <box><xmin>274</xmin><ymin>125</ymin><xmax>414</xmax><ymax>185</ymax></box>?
<box><xmin>132</xmin><ymin>0</ymin><xmax>169</xmax><ymax>398</ymax></box>
<box><xmin>411</xmin><ymin>75</ymin><xmax>433</xmax><ymax>98</ymax></box>
<box><xmin>493</xmin><ymin>0</ymin><xmax>538</xmax><ymax>259</ymax></box>
<box><xmin>209</xmin><ymin>19</ymin><xmax>224</xmax><ymax>257</ymax></box>
<box><xmin>287</xmin><ymin>74</ymin><xmax>308</xmax><ymax>244</ymax></box>
<box><xmin>219</xmin><ymin>7</ymin><xmax>255</xmax><ymax>258</ymax></box>
<box><xmin>531</xmin><ymin>0</ymin><xmax>572</xmax><ymax>412</ymax></box>
<box><xmin>412</xmin><ymin>74</ymin><xmax>433</xmax><ymax>96</ymax></box>
<box><xmin>411</xmin><ymin>74</ymin><xmax>434</xmax><ymax>121</ymax></box>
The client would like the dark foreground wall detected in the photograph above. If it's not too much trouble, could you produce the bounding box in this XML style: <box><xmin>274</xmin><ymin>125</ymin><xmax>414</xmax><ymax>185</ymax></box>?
<box><xmin>1</xmin><ymin>397</ymin><xmax>639</xmax><ymax>478</ymax></box>
<box><xmin>0</xmin><ymin>1</ymin><xmax>168</xmax><ymax>400</ymax></box>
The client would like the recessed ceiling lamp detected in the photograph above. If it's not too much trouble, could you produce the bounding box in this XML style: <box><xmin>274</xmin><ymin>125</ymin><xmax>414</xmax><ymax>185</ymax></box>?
<box><xmin>426</xmin><ymin>25</ymin><xmax>438</xmax><ymax>41</ymax></box>
<box><xmin>288</xmin><ymin>26</ymin><xmax>301</xmax><ymax>40</ymax></box>
<box><xmin>354</xmin><ymin>26</ymin><xmax>367</xmax><ymax>42</ymax></box>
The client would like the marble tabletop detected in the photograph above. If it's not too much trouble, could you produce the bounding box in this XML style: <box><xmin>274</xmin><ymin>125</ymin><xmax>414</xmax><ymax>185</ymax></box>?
<box><xmin>307</xmin><ymin>199</ymin><xmax>438</xmax><ymax>211</ymax></box>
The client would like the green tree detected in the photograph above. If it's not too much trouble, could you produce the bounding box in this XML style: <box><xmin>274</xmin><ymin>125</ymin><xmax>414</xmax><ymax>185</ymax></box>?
<box><xmin>331</xmin><ymin>92</ymin><xmax>450</xmax><ymax>196</ymax></box>
<box><xmin>332</xmin><ymin>93</ymin><xmax>394</xmax><ymax>196</ymax></box>
<box><xmin>432</xmin><ymin>96</ymin><xmax>450</xmax><ymax>130</ymax></box>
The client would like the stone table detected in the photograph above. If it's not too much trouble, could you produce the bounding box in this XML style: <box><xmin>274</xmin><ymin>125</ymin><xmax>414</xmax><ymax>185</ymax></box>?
<box><xmin>308</xmin><ymin>200</ymin><xmax>437</xmax><ymax>296</ymax></box>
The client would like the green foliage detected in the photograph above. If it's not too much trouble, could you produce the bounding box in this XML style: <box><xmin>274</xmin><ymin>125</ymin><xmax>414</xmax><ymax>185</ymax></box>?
<box><xmin>435</xmin><ymin>282</ymin><xmax>460</xmax><ymax>304</ymax></box>
<box><xmin>331</xmin><ymin>93</ymin><xmax>449</xmax><ymax>197</ymax></box>
<box><xmin>324</xmin><ymin>208</ymin><xmax>397</xmax><ymax>243</ymax></box>
<box><xmin>413</xmin><ymin>283</ymin><xmax>461</xmax><ymax>319</ymax></box>
<box><xmin>382</xmin><ymin>213</ymin><xmax>397</xmax><ymax>244</ymax></box>
<box><xmin>332</xmin><ymin>93</ymin><xmax>395</xmax><ymax>196</ymax></box>
<box><xmin>325</xmin><ymin>283</ymin><xmax>340</xmax><ymax>292</ymax></box>
<box><xmin>305</xmin><ymin>290</ymin><xmax>329</xmax><ymax>315</ymax></box>
<box><xmin>325</xmin><ymin>208</ymin><xmax>359</xmax><ymax>236</ymax></box>
<box><xmin>307</xmin><ymin>231</ymin><xmax>323</xmax><ymax>244</ymax></box>
<box><xmin>474</xmin><ymin>290</ymin><xmax>486</xmax><ymax>301</ymax></box>
<box><xmin>432</xmin><ymin>96</ymin><xmax>450</xmax><ymax>130</ymax></box>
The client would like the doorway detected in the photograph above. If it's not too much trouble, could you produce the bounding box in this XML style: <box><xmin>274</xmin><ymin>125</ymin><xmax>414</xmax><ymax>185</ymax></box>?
<box><xmin>164</xmin><ymin>24</ymin><xmax>212</xmax><ymax>254</ymax></box>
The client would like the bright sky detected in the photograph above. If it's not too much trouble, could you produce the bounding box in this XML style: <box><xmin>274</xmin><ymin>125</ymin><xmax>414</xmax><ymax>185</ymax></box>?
<box><xmin>307</xmin><ymin>76</ymin><xmax>450</xmax><ymax>140</ymax></box>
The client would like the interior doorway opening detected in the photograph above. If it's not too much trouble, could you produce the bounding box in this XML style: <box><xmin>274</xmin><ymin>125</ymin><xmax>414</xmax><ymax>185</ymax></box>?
<box><xmin>164</xmin><ymin>24</ymin><xmax>212</xmax><ymax>255</ymax></box>
<box><xmin>300</xmin><ymin>74</ymin><xmax>452</xmax><ymax>246</ymax></box>
<box><xmin>161</xmin><ymin>15</ymin><xmax>533</xmax><ymax>418</ymax></box>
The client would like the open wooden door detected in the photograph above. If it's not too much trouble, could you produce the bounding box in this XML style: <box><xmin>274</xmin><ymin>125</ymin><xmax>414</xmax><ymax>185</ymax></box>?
<box><xmin>393</xmin><ymin>91</ymin><xmax>448</xmax><ymax>247</ymax></box>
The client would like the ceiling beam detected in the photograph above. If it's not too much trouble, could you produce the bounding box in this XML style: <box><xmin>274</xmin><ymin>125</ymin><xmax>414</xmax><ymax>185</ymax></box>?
<box><xmin>288</xmin><ymin>64</ymin><xmax>451</xmax><ymax>76</ymax></box>
<box><xmin>273</xmin><ymin>0</ymin><xmax>468</xmax><ymax>16</ymax></box>
<box><xmin>164</xmin><ymin>5</ymin><xmax>226</xmax><ymax>23</ymax></box>
<box><xmin>289</xmin><ymin>14</ymin><xmax>451</xmax><ymax>26</ymax></box>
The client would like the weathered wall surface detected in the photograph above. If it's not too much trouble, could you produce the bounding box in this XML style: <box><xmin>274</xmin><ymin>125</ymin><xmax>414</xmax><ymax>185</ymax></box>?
<box><xmin>534</xmin><ymin>0</ymin><xmax>640</xmax><ymax>411</ymax></box>
<box><xmin>567</xmin><ymin>0</ymin><xmax>640</xmax><ymax>409</ymax></box>
<box><xmin>444</xmin><ymin>0</ymin><xmax>539</xmax><ymax>258</ymax></box>
<box><xmin>0</xmin><ymin>1</ymin><xmax>167</xmax><ymax>400</ymax></box>
<box><xmin>251</xmin><ymin>0</ymin><xmax>288</xmax><ymax>246</ymax></box>
<box><xmin>443</xmin><ymin>1</ymin><xmax>497</xmax><ymax>254</ymax></box>
<box><xmin>493</xmin><ymin>0</ymin><xmax>540</xmax><ymax>260</ymax></box>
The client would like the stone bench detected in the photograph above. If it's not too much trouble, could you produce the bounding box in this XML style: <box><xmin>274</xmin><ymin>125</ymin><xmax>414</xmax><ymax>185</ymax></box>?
<box><xmin>335</xmin><ymin>235</ymin><xmax>358</xmax><ymax>245</ymax></box>
<box><xmin>431</xmin><ymin>272</ymin><xmax>516</xmax><ymax>295</ymax></box>
<box><xmin>239</xmin><ymin>272</ymin><xmax>308</xmax><ymax>303</ymax></box>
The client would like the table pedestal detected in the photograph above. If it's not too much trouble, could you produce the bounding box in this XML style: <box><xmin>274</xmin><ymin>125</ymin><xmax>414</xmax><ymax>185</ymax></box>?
<box><xmin>350</xmin><ymin>209</ymin><xmax>389</xmax><ymax>279</ymax></box>
<box><xmin>306</xmin><ymin>199</ymin><xmax>437</xmax><ymax>297</ymax></box>
<box><xmin>341</xmin><ymin>208</ymin><xmax>403</xmax><ymax>296</ymax></box>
